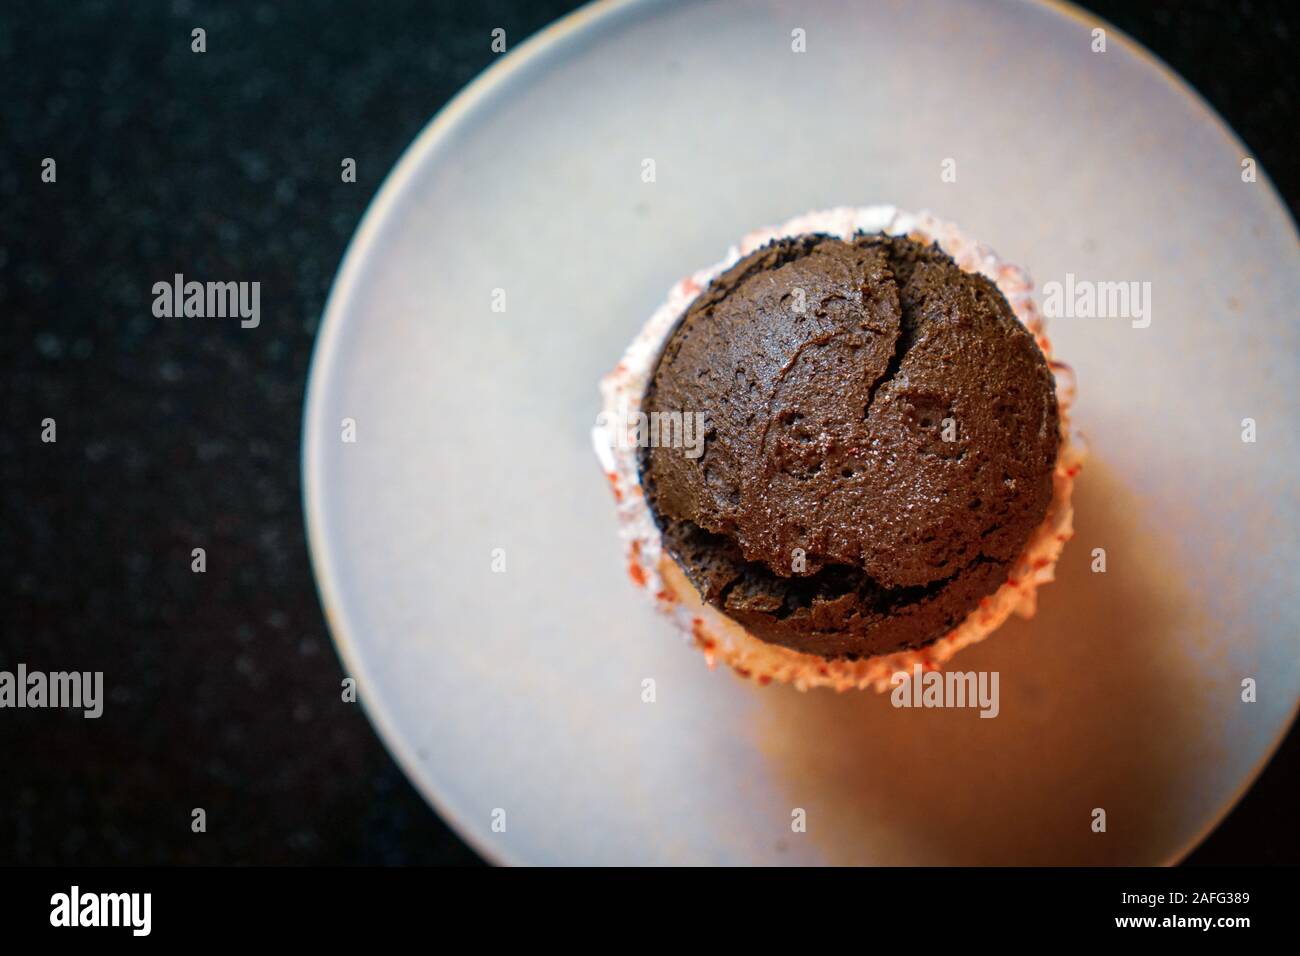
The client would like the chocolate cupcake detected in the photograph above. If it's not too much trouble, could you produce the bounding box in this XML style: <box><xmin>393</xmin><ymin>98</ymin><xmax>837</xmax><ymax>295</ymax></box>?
<box><xmin>594</xmin><ymin>207</ymin><xmax>1082</xmax><ymax>691</ymax></box>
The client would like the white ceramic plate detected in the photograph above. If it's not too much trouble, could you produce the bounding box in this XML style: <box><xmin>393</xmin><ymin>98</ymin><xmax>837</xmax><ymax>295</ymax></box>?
<box><xmin>304</xmin><ymin>0</ymin><xmax>1300</xmax><ymax>865</ymax></box>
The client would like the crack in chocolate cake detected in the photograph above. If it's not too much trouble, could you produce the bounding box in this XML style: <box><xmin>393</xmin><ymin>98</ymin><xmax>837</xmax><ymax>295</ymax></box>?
<box><xmin>637</xmin><ymin>233</ymin><xmax>1060</xmax><ymax>660</ymax></box>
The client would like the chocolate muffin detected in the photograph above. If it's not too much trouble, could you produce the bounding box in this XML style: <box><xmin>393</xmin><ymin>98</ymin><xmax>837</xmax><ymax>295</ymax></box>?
<box><xmin>638</xmin><ymin>233</ymin><xmax>1060</xmax><ymax>660</ymax></box>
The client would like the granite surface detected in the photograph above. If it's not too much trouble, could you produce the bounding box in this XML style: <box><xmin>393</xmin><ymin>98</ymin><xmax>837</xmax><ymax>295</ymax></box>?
<box><xmin>0</xmin><ymin>0</ymin><xmax>1295</xmax><ymax>865</ymax></box>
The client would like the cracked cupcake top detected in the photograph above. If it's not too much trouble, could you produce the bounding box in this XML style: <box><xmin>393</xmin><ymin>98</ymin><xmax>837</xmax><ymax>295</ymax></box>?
<box><xmin>638</xmin><ymin>233</ymin><xmax>1060</xmax><ymax>658</ymax></box>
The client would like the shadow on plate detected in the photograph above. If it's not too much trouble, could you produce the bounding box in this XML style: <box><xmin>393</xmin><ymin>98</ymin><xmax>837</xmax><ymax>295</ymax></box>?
<box><xmin>756</xmin><ymin>459</ymin><xmax>1218</xmax><ymax>865</ymax></box>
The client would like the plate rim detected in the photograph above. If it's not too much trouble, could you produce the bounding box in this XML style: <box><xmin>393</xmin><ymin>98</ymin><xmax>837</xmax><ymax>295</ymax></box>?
<box><xmin>301</xmin><ymin>0</ymin><xmax>1299</xmax><ymax>866</ymax></box>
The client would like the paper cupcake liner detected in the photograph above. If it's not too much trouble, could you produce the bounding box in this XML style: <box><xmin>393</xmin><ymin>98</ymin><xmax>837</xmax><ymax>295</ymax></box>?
<box><xmin>593</xmin><ymin>206</ymin><xmax>1083</xmax><ymax>692</ymax></box>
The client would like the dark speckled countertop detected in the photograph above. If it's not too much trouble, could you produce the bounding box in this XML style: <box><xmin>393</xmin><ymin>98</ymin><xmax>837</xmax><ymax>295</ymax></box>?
<box><xmin>1</xmin><ymin>0</ymin><xmax>1296</xmax><ymax>865</ymax></box>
